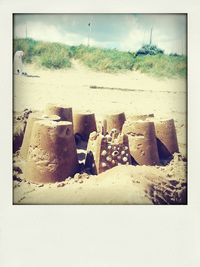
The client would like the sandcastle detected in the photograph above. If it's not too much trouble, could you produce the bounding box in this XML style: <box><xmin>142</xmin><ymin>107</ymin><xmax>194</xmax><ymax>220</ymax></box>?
<box><xmin>73</xmin><ymin>111</ymin><xmax>97</xmax><ymax>141</ymax></box>
<box><xmin>155</xmin><ymin>119</ymin><xmax>179</xmax><ymax>159</ymax></box>
<box><xmin>20</xmin><ymin>112</ymin><xmax>60</xmax><ymax>160</ymax></box>
<box><xmin>20</xmin><ymin>104</ymin><xmax>80</xmax><ymax>183</ymax></box>
<box><xmin>103</xmin><ymin>112</ymin><xmax>126</xmax><ymax>134</ymax></box>
<box><xmin>85</xmin><ymin>130</ymin><xmax>132</xmax><ymax>174</ymax></box>
<box><xmin>16</xmin><ymin>103</ymin><xmax>180</xmax><ymax>183</ymax></box>
<box><xmin>45</xmin><ymin>103</ymin><xmax>73</xmax><ymax>122</ymax></box>
<box><xmin>24</xmin><ymin>120</ymin><xmax>79</xmax><ymax>183</ymax></box>
<box><xmin>122</xmin><ymin>120</ymin><xmax>160</xmax><ymax>165</ymax></box>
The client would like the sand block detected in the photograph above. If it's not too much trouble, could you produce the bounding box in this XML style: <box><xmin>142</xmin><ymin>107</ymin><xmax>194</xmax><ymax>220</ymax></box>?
<box><xmin>45</xmin><ymin>103</ymin><xmax>73</xmax><ymax>122</ymax></box>
<box><xmin>122</xmin><ymin>121</ymin><xmax>160</xmax><ymax>165</ymax></box>
<box><xmin>103</xmin><ymin>112</ymin><xmax>126</xmax><ymax>134</ymax></box>
<box><xmin>73</xmin><ymin>112</ymin><xmax>97</xmax><ymax>141</ymax></box>
<box><xmin>20</xmin><ymin>112</ymin><xmax>60</xmax><ymax>160</ymax></box>
<box><xmin>24</xmin><ymin>120</ymin><xmax>79</xmax><ymax>183</ymax></box>
<box><xmin>85</xmin><ymin>131</ymin><xmax>132</xmax><ymax>174</ymax></box>
<box><xmin>127</xmin><ymin>136</ymin><xmax>160</xmax><ymax>165</ymax></box>
<box><xmin>155</xmin><ymin>119</ymin><xmax>179</xmax><ymax>159</ymax></box>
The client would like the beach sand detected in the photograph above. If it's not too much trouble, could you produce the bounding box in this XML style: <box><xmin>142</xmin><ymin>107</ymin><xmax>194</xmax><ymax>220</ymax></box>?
<box><xmin>13</xmin><ymin>60</ymin><xmax>187</xmax><ymax>204</ymax></box>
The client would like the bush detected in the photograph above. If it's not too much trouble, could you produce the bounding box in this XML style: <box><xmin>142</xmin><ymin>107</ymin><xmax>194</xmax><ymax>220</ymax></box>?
<box><xmin>136</xmin><ymin>44</ymin><xmax>164</xmax><ymax>56</ymax></box>
<box><xmin>32</xmin><ymin>41</ymin><xmax>49</xmax><ymax>56</ymax></box>
<box><xmin>39</xmin><ymin>43</ymin><xmax>71</xmax><ymax>69</ymax></box>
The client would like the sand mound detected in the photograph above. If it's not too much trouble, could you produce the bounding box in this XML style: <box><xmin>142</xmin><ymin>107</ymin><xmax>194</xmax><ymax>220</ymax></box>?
<box><xmin>13</xmin><ymin>149</ymin><xmax>186</xmax><ymax>205</ymax></box>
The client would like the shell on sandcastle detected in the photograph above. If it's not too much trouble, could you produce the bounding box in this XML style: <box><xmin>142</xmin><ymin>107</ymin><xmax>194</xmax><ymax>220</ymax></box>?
<box><xmin>73</xmin><ymin>112</ymin><xmax>97</xmax><ymax>141</ymax></box>
<box><xmin>122</xmin><ymin>120</ymin><xmax>160</xmax><ymax>165</ymax></box>
<box><xmin>24</xmin><ymin>120</ymin><xmax>79</xmax><ymax>183</ymax></box>
<box><xmin>45</xmin><ymin>103</ymin><xmax>73</xmax><ymax>122</ymax></box>
<box><xmin>20</xmin><ymin>112</ymin><xmax>60</xmax><ymax>160</ymax></box>
<box><xmin>85</xmin><ymin>131</ymin><xmax>132</xmax><ymax>174</ymax></box>
<box><xmin>103</xmin><ymin>112</ymin><xmax>126</xmax><ymax>134</ymax></box>
<box><xmin>155</xmin><ymin>119</ymin><xmax>179</xmax><ymax>159</ymax></box>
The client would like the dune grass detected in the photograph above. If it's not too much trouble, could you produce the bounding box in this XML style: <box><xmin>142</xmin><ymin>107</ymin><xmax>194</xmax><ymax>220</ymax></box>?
<box><xmin>14</xmin><ymin>38</ymin><xmax>72</xmax><ymax>69</ymax></box>
<box><xmin>34</xmin><ymin>42</ymin><xmax>72</xmax><ymax>69</ymax></box>
<box><xmin>13</xmin><ymin>38</ymin><xmax>186</xmax><ymax>78</ymax></box>
<box><xmin>134</xmin><ymin>54</ymin><xmax>187</xmax><ymax>78</ymax></box>
<box><xmin>73</xmin><ymin>45</ymin><xmax>135</xmax><ymax>72</ymax></box>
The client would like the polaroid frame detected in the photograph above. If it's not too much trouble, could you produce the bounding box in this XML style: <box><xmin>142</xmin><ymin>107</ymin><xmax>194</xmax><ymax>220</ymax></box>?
<box><xmin>0</xmin><ymin>0</ymin><xmax>199</xmax><ymax>266</ymax></box>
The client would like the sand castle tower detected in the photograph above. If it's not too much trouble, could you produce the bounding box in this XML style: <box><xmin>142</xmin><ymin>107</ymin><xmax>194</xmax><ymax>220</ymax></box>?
<box><xmin>20</xmin><ymin>112</ymin><xmax>60</xmax><ymax>160</ymax></box>
<box><xmin>73</xmin><ymin>111</ymin><xmax>97</xmax><ymax>141</ymax></box>
<box><xmin>45</xmin><ymin>103</ymin><xmax>73</xmax><ymax>122</ymax></box>
<box><xmin>24</xmin><ymin>120</ymin><xmax>79</xmax><ymax>183</ymax></box>
<box><xmin>85</xmin><ymin>131</ymin><xmax>132</xmax><ymax>174</ymax></box>
<box><xmin>103</xmin><ymin>112</ymin><xmax>126</xmax><ymax>134</ymax></box>
<box><xmin>155</xmin><ymin>119</ymin><xmax>179</xmax><ymax>159</ymax></box>
<box><xmin>122</xmin><ymin>120</ymin><xmax>160</xmax><ymax>165</ymax></box>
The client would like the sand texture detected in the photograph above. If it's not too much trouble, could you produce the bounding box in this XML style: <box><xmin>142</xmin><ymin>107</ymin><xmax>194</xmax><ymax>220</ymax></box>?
<box><xmin>13</xmin><ymin>61</ymin><xmax>187</xmax><ymax>204</ymax></box>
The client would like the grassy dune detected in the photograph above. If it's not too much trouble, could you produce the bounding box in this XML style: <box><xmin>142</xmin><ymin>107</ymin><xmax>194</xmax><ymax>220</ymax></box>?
<box><xmin>14</xmin><ymin>38</ymin><xmax>186</xmax><ymax>78</ymax></box>
<box><xmin>134</xmin><ymin>54</ymin><xmax>186</xmax><ymax>78</ymax></box>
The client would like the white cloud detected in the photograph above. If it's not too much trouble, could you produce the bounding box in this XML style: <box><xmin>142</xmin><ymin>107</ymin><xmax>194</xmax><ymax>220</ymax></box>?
<box><xmin>14</xmin><ymin>14</ymin><xmax>187</xmax><ymax>54</ymax></box>
<box><xmin>15</xmin><ymin>22</ymin><xmax>87</xmax><ymax>46</ymax></box>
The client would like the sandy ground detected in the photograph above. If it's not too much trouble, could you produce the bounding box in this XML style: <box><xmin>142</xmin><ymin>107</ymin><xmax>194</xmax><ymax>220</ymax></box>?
<box><xmin>13</xmin><ymin>60</ymin><xmax>187</xmax><ymax>204</ymax></box>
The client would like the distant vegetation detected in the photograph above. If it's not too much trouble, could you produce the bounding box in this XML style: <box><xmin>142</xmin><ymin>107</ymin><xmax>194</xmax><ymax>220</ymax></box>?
<box><xmin>136</xmin><ymin>44</ymin><xmax>164</xmax><ymax>56</ymax></box>
<box><xmin>134</xmin><ymin>54</ymin><xmax>186</xmax><ymax>78</ymax></box>
<box><xmin>14</xmin><ymin>38</ymin><xmax>72</xmax><ymax>68</ymax></box>
<box><xmin>72</xmin><ymin>45</ymin><xmax>135</xmax><ymax>72</ymax></box>
<box><xmin>13</xmin><ymin>38</ymin><xmax>186</xmax><ymax>78</ymax></box>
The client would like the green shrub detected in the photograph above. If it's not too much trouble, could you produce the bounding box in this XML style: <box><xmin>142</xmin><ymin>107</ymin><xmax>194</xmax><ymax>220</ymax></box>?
<box><xmin>32</xmin><ymin>41</ymin><xmax>49</xmax><ymax>56</ymax></box>
<box><xmin>136</xmin><ymin>44</ymin><xmax>164</xmax><ymax>56</ymax></box>
<box><xmin>39</xmin><ymin>43</ymin><xmax>71</xmax><ymax>69</ymax></box>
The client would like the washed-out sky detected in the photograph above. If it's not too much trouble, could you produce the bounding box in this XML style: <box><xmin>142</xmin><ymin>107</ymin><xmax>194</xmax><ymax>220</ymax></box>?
<box><xmin>14</xmin><ymin>14</ymin><xmax>187</xmax><ymax>54</ymax></box>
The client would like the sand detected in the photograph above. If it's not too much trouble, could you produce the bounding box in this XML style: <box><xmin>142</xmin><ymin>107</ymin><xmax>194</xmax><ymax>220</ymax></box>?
<box><xmin>13</xmin><ymin>60</ymin><xmax>187</xmax><ymax>204</ymax></box>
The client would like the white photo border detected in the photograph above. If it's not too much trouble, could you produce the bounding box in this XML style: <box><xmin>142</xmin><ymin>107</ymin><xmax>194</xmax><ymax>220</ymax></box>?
<box><xmin>0</xmin><ymin>0</ymin><xmax>200</xmax><ymax>266</ymax></box>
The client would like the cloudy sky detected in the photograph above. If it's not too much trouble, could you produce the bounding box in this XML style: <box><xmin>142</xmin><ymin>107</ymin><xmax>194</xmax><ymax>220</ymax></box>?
<box><xmin>14</xmin><ymin>14</ymin><xmax>187</xmax><ymax>54</ymax></box>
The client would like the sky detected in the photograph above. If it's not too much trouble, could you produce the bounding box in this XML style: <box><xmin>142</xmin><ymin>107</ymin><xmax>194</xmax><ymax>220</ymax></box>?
<box><xmin>14</xmin><ymin>14</ymin><xmax>187</xmax><ymax>54</ymax></box>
